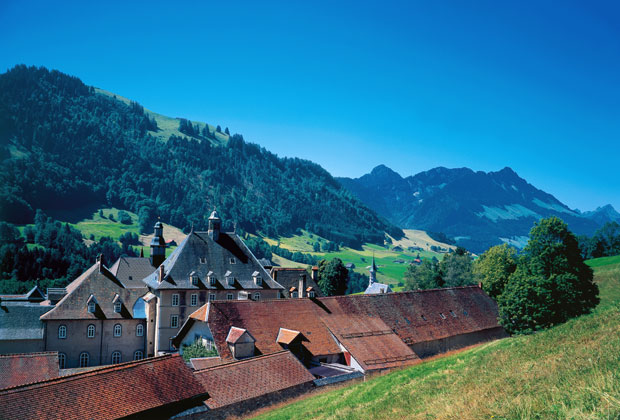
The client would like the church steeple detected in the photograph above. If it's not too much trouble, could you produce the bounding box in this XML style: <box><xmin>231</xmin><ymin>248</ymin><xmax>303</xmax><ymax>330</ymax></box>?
<box><xmin>369</xmin><ymin>253</ymin><xmax>377</xmax><ymax>286</ymax></box>
<box><xmin>150</xmin><ymin>220</ymin><xmax>166</xmax><ymax>268</ymax></box>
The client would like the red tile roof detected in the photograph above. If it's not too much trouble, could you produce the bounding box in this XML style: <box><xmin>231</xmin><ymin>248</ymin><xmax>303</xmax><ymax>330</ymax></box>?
<box><xmin>0</xmin><ymin>354</ymin><xmax>207</xmax><ymax>420</ymax></box>
<box><xmin>0</xmin><ymin>352</ymin><xmax>59</xmax><ymax>390</ymax></box>
<box><xmin>190</xmin><ymin>357</ymin><xmax>226</xmax><ymax>370</ymax></box>
<box><xmin>226</xmin><ymin>327</ymin><xmax>254</xmax><ymax>344</ymax></box>
<box><xmin>193</xmin><ymin>351</ymin><xmax>315</xmax><ymax>409</ymax></box>
<box><xmin>208</xmin><ymin>299</ymin><xmax>342</xmax><ymax>360</ymax></box>
<box><xmin>322</xmin><ymin>315</ymin><xmax>420</xmax><ymax>371</ymax></box>
<box><xmin>276</xmin><ymin>328</ymin><xmax>302</xmax><ymax>345</ymax></box>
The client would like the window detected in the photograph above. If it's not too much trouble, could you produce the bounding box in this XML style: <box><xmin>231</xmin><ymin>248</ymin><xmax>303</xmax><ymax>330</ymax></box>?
<box><xmin>136</xmin><ymin>324</ymin><xmax>144</xmax><ymax>337</ymax></box>
<box><xmin>255</xmin><ymin>276</ymin><xmax>262</xmax><ymax>286</ymax></box>
<box><xmin>114</xmin><ymin>324</ymin><xmax>122</xmax><ymax>337</ymax></box>
<box><xmin>309</xmin><ymin>291</ymin><xmax>316</xmax><ymax>298</ymax></box>
<box><xmin>128</xmin><ymin>276</ymin><xmax>133</xmax><ymax>281</ymax></box>
<box><xmin>421</xmin><ymin>315</ymin><xmax>427</xmax><ymax>321</ymax></box>
<box><xmin>111</xmin><ymin>351</ymin><xmax>122</xmax><ymax>364</ymax></box>
<box><xmin>227</xmin><ymin>277</ymin><xmax>234</xmax><ymax>285</ymax></box>
<box><xmin>439</xmin><ymin>313</ymin><xmax>446</xmax><ymax>319</ymax></box>
<box><xmin>209</xmin><ymin>293</ymin><xmax>216</xmax><ymax>302</ymax></box>
<box><xmin>79</xmin><ymin>352</ymin><xmax>89</xmax><ymax>368</ymax></box>
<box><xmin>114</xmin><ymin>302</ymin><xmax>122</xmax><ymax>313</ymax></box>
<box><xmin>171</xmin><ymin>293</ymin><xmax>180</xmax><ymax>306</ymax></box>
<box><xmin>190</xmin><ymin>294</ymin><xmax>198</xmax><ymax>306</ymax></box>
<box><xmin>209</xmin><ymin>276</ymin><xmax>216</xmax><ymax>286</ymax></box>
<box><xmin>199</xmin><ymin>257</ymin><xmax>206</xmax><ymax>264</ymax></box>
<box><xmin>58</xmin><ymin>325</ymin><xmax>67</xmax><ymax>339</ymax></box>
<box><xmin>88</xmin><ymin>301</ymin><xmax>96</xmax><ymax>313</ymax></box>
<box><xmin>87</xmin><ymin>324</ymin><xmax>95</xmax><ymax>338</ymax></box>
<box><xmin>226</xmin><ymin>293</ymin><xmax>234</xmax><ymax>301</ymax></box>
<box><xmin>292</xmin><ymin>292</ymin><xmax>298</xmax><ymax>298</ymax></box>
<box><xmin>58</xmin><ymin>353</ymin><xmax>66</xmax><ymax>369</ymax></box>
<box><xmin>134</xmin><ymin>350</ymin><xmax>144</xmax><ymax>361</ymax></box>
<box><xmin>254</xmin><ymin>292</ymin><xmax>260</xmax><ymax>301</ymax></box>
<box><xmin>229</xmin><ymin>258</ymin><xmax>236</xmax><ymax>264</ymax></box>
<box><xmin>191</xmin><ymin>275</ymin><xmax>199</xmax><ymax>286</ymax></box>
<box><xmin>170</xmin><ymin>315</ymin><xmax>179</xmax><ymax>328</ymax></box>
<box><xmin>450</xmin><ymin>310</ymin><xmax>457</xmax><ymax>318</ymax></box>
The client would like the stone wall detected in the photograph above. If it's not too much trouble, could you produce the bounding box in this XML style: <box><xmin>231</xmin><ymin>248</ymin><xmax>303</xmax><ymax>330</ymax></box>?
<box><xmin>410</xmin><ymin>326</ymin><xmax>508</xmax><ymax>358</ymax></box>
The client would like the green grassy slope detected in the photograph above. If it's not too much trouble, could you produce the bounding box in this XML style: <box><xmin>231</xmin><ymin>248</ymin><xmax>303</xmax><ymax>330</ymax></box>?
<box><xmin>265</xmin><ymin>230</ymin><xmax>449</xmax><ymax>288</ymax></box>
<box><xmin>253</xmin><ymin>260</ymin><xmax>620</xmax><ymax>420</ymax></box>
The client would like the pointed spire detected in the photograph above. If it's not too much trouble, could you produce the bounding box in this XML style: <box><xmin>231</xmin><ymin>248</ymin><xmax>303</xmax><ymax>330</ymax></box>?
<box><xmin>368</xmin><ymin>252</ymin><xmax>377</xmax><ymax>286</ymax></box>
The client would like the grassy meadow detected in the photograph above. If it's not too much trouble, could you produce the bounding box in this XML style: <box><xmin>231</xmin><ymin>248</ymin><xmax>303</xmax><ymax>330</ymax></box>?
<box><xmin>264</xmin><ymin>230</ymin><xmax>449</xmax><ymax>288</ymax></box>
<box><xmin>252</xmin><ymin>257</ymin><xmax>620</xmax><ymax>420</ymax></box>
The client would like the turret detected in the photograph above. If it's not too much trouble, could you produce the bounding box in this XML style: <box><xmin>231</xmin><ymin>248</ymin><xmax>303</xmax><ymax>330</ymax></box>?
<box><xmin>208</xmin><ymin>210</ymin><xmax>221</xmax><ymax>241</ymax></box>
<box><xmin>368</xmin><ymin>254</ymin><xmax>377</xmax><ymax>286</ymax></box>
<box><xmin>150</xmin><ymin>221</ymin><xmax>166</xmax><ymax>268</ymax></box>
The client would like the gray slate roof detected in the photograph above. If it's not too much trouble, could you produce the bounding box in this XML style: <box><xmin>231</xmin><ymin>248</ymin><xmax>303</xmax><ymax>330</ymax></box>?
<box><xmin>0</xmin><ymin>301</ymin><xmax>53</xmax><ymax>340</ymax></box>
<box><xmin>109</xmin><ymin>257</ymin><xmax>157</xmax><ymax>289</ymax></box>
<box><xmin>364</xmin><ymin>282</ymin><xmax>393</xmax><ymax>294</ymax></box>
<box><xmin>142</xmin><ymin>231</ymin><xmax>284</xmax><ymax>291</ymax></box>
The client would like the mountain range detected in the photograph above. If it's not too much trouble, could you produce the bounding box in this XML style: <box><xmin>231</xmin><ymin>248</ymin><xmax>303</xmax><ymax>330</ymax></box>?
<box><xmin>338</xmin><ymin>165</ymin><xmax>619</xmax><ymax>253</ymax></box>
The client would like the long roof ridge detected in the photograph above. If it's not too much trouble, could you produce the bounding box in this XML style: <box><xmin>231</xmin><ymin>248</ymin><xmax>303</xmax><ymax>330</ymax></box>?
<box><xmin>0</xmin><ymin>354</ymin><xmax>176</xmax><ymax>394</ymax></box>
<box><xmin>192</xmin><ymin>350</ymin><xmax>291</xmax><ymax>373</ymax></box>
<box><xmin>0</xmin><ymin>351</ymin><xmax>58</xmax><ymax>359</ymax></box>
<box><xmin>315</xmin><ymin>285</ymin><xmax>482</xmax><ymax>301</ymax></box>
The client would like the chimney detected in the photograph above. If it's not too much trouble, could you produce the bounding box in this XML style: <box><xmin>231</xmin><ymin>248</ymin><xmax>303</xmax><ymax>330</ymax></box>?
<box><xmin>158</xmin><ymin>265</ymin><xmax>165</xmax><ymax>283</ymax></box>
<box><xmin>311</xmin><ymin>266</ymin><xmax>318</xmax><ymax>282</ymax></box>
<box><xmin>298</xmin><ymin>274</ymin><xmax>306</xmax><ymax>299</ymax></box>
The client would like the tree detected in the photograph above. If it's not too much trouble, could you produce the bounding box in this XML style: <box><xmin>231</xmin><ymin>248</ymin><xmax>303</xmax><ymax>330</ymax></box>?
<box><xmin>117</xmin><ymin>210</ymin><xmax>132</xmax><ymax>225</ymax></box>
<box><xmin>216</xmin><ymin>125</ymin><xmax>221</xmax><ymax>133</ymax></box>
<box><xmin>181</xmin><ymin>339</ymin><xmax>218</xmax><ymax>362</ymax></box>
<box><xmin>439</xmin><ymin>250</ymin><xmax>474</xmax><ymax>287</ymax></box>
<box><xmin>137</xmin><ymin>205</ymin><xmax>156</xmax><ymax>234</ymax></box>
<box><xmin>473</xmin><ymin>244</ymin><xmax>517</xmax><ymax>298</ymax></box>
<box><xmin>497</xmin><ymin>217</ymin><xmax>599</xmax><ymax>334</ymax></box>
<box><xmin>224</xmin><ymin>127</ymin><xmax>230</xmax><ymax>135</ymax></box>
<box><xmin>317</xmin><ymin>258</ymin><xmax>348</xmax><ymax>296</ymax></box>
<box><xmin>404</xmin><ymin>259</ymin><xmax>442</xmax><ymax>290</ymax></box>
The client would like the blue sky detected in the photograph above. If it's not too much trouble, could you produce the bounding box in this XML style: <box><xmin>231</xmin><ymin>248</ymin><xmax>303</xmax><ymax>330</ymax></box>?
<box><xmin>1</xmin><ymin>0</ymin><xmax>619</xmax><ymax>211</ymax></box>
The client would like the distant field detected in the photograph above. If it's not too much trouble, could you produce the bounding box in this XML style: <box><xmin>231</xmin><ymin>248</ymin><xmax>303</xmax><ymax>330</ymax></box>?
<box><xmin>265</xmin><ymin>230</ymin><xmax>449</xmax><ymax>286</ymax></box>
<box><xmin>585</xmin><ymin>254</ymin><xmax>620</xmax><ymax>268</ymax></box>
<box><xmin>253</xmin><ymin>260</ymin><xmax>620</xmax><ymax>420</ymax></box>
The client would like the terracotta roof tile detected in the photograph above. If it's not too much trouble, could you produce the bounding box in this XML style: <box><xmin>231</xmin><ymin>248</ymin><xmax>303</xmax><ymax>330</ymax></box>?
<box><xmin>193</xmin><ymin>351</ymin><xmax>315</xmax><ymax>409</ymax></box>
<box><xmin>190</xmin><ymin>357</ymin><xmax>226</xmax><ymax>370</ymax></box>
<box><xmin>276</xmin><ymin>328</ymin><xmax>302</xmax><ymax>345</ymax></box>
<box><xmin>0</xmin><ymin>352</ymin><xmax>59</xmax><ymax>390</ymax></box>
<box><xmin>226</xmin><ymin>327</ymin><xmax>253</xmax><ymax>344</ymax></box>
<box><xmin>0</xmin><ymin>354</ymin><xmax>207</xmax><ymax>420</ymax></box>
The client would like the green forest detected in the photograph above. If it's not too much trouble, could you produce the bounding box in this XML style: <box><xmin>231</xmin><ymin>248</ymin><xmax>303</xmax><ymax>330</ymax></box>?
<box><xmin>0</xmin><ymin>65</ymin><xmax>402</xmax><ymax>249</ymax></box>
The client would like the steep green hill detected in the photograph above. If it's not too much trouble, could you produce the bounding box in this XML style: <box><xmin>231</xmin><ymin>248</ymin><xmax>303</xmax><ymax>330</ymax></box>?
<box><xmin>253</xmin><ymin>259</ymin><xmax>620</xmax><ymax>420</ymax></box>
<box><xmin>0</xmin><ymin>65</ymin><xmax>402</xmax><ymax>247</ymax></box>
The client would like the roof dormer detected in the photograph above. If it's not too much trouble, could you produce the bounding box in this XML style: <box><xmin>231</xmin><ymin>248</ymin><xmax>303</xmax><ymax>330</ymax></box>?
<box><xmin>87</xmin><ymin>295</ymin><xmax>98</xmax><ymax>313</ymax></box>
<box><xmin>225</xmin><ymin>270</ymin><xmax>234</xmax><ymax>286</ymax></box>
<box><xmin>112</xmin><ymin>294</ymin><xmax>122</xmax><ymax>313</ymax></box>
<box><xmin>190</xmin><ymin>271</ymin><xmax>199</xmax><ymax>286</ymax></box>
<box><xmin>225</xmin><ymin>327</ymin><xmax>256</xmax><ymax>359</ymax></box>
<box><xmin>207</xmin><ymin>271</ymin><xmax>216</xmax><ymax>286</ymax></box>
<box><xmin>252</xmin><ymin>271</ymin><xmax>262</xmax><ymax>287</ymax></box>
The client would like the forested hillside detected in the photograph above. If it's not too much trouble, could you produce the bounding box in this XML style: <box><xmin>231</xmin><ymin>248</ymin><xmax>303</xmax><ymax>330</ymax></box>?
<box><xmin>0</xmin><ymin>65</ymin><xmax>402</xmax><ymax>248</ymax></box>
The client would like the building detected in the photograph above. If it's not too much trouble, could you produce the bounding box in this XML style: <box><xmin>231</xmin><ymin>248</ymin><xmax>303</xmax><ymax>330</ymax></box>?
<box><xmin>0</xmin><ymin>354</ymin><xmax>208</xmax><ymax>420</ymax></box>
<box><xmin>173</xmin><ymin>286</ymin><xmax>507</xmax><ymax>372</ymax></box>
<box><xmin>40</xmin><ymin>258</ymin><xmax>148</xmax><ymax>369</ymax></box>
<box><xmin>270</xmin><ymin>267</ymin><xmax>322</xmax><ymax>298</ymax></box>
<box><xmin>141</xmin><ymin>211</ymin><xmax>284</xmax><ymax>355</ymax></box>
<box><xmin>0</xmin><ymin>286</ymin><xmax>53</xmax><ymax>354</ymax></box>
<box><xmin>364</xmin><ymin>256</ymin><xmax>392</xmax><ymax>294</ymax></box>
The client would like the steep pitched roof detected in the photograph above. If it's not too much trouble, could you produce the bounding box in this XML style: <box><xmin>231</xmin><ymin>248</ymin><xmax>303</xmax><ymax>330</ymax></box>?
<box><xmin>319</xmin><ymin>286</ymin><xmax>502</xmax><ymax>345</ymax></box>
<box><xmin>226</xmin><ymin>327</ymin><xmax>254</xmax><ymax>344</ymax></box>
<box><xmin>189</xmin><ymin>357</ymin><xmax>226</xmax><ymax>370</ymax></box>
<box><xmin>193</xmin><ymin>351</ymin><xmax>315</xmax><ymax>409</ymax></box>
<box><xmin>40</xmin><ymin>262</ymin><xmax>147</xmax><ymax>321</ymax></box>
<box><xmin>109</xmin><ymin>257</ymin><xmax>156</xmax><ymax>288</ymax></box>
<box><xmin>0</xmin><ymin>352</ymin><xmax>59</xmax><ymax>390</ymax></box>
<box><xmin>0</xmin><ymin>286</ymin><xmax>46</xmax><ymax>302</ymax></box>
<box><xmin>322</xmin><ymin>315</ymin><xmax>419</xmax><ymax>371</ymax></box>
<box><xmin>364</xmin><ymin>282</ymin><xmax>393</xmax><ymax>294</ymax></box>
<box><xmin>207</xmin><ymin>299</ymin><xmax>341</xmax><ymax>360</ymax></box>
<box><xmin>270</xmin><ymin>267</ymin><xmax>322</xmax><ymax>298</ymax></box>
<box><xmin>0</xmin><ymin>355</ymin><xmax>207</xmax><ymax>420</ymax></box>
<box><xmin>142</xmin><ymin>231</ymin><xmax>283</xmax><ymax>291</ymax></box>
<box><xmin>0</xmin><ymin>300</ymin><xmax>53</xmax><ymax>340</ymax></box>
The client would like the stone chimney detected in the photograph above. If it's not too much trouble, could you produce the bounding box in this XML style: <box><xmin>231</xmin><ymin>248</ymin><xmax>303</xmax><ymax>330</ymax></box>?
<box><xmin>298</xmin><ymin>274</ymin><xmax>307</xmax><ymax>299</ymax></box>
<box><xmin>208</xmin><ymin>210</ymin><xmax>221</xmax><ymax>241</ymax></box>
<box><xmin>158</xmin><ymin>264</ymin><xmax>165</xmax><ymax>283</ymax></box>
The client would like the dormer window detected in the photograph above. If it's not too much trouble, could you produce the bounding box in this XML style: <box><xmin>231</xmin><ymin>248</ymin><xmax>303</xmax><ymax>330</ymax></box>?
<box><xmin>229</xmin><ymin>258</ymin><xmax>236</xmax><ymax>264</ymax></box>
<box><xmin>114</xmin><ymin>302</ymin><xmax>122</xmax><ymax>313</ymax></box>
<box><xmin>199</xmin><ymin>257</ymin><xmax>207</xmax><ymax>264</ymax></box>
<box><xmin>209</xmin><ymin>276</ymin><xmax>216</xmax><ymax>286</ymax></box>
<box><xmin>450</xmin><ymin>310</ymin><xmax>457</xmax><ymax>318</ymax></box>
<box><xmin>227</xmin><ymin>277</ymin><xmax>234</xmax><ymax>286</ymax></box>
<box><xmin>252</xmin><ymin>271</ymin><xmax>262</xmax><ymax>286</ymax></box>
<box><xmin>88</xmin><ymin>302</ymin><xmax>96</xmax><ymax>313</ymax></box>
<box><xmin>308</xmin><ymin>291</ymin><xmax>316</xmax><ymax>298</ymax></box>
<box><xmin>190</xmin><ymin>271</ymin><xmax>199</xmax><ymax>286</ymax></box>
<box><xmin>439</xmin><ymin>313</ymin><xmax>446</xmax><ymax>319</ymax></box>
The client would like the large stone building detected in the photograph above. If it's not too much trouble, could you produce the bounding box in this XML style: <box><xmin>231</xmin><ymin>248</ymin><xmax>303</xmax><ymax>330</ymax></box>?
<box><xmin>140</xmin><ymin>211</ymin><xmax>284</xmax><ymax>355</ymax></box>
<box><xmin>39</xmin><ymin>257</ymin><xmax>148</xmax><ymax>368</ymax></box>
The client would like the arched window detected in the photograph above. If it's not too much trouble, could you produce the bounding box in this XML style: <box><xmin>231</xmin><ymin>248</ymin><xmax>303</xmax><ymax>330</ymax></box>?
<box><xmin>111</xmin><ymin>351</ymin><xmax>122</xmax><ymax>364</ymax></box>
<box><xmin>79</xmin><ymin>352</ymin><xmax>89</xmax><ymax>368</ymax></box>
<box><xmin>114</xmin><ymin>324</ymin><xmax>122</xmax><ymax>337</ymax></box>
<box><xmin>87</xmin><ymin>324</ymin><xmax>95</xmax><ymax>338</ymax></box>
<box><xmin>58</xmin><ymin>353</ymin><xmax>66</xmax><ymax>369</ymax></box>
<box><xmin>134</xmin><ymin>350</ymin><xmax>144</xmax><ymax>361</ymax></box>
<box><xmin>58</xmin><ymin>325</ymin><xmax>67</xmax><ymax>339</ymax></box>
<box><xmin>254</xmin><ymin>292</ymin><xmax>260</xmax><ymax>301</ymax></box>
<box><xmin>136</xmin><ymin>324</ymin><xmax>144</xmax><ymax>337</ymax></box>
